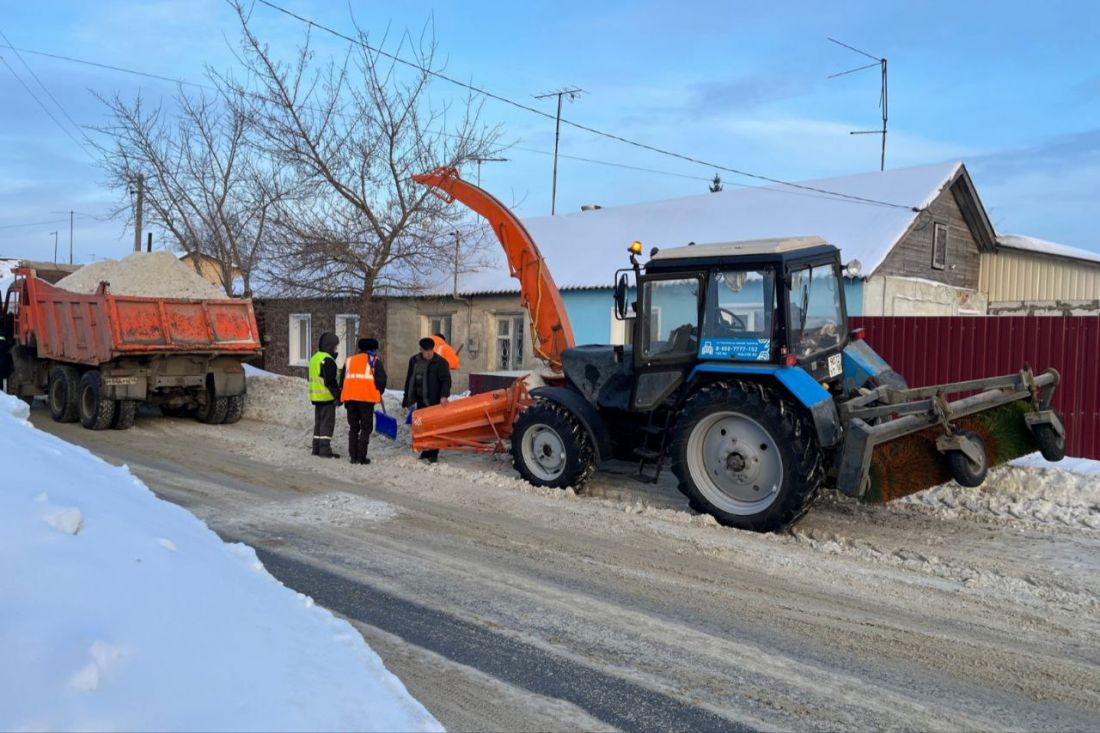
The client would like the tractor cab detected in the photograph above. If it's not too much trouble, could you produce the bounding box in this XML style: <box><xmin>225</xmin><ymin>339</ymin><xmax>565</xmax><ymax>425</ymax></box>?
<box><xmin>601</xmin><ymin>236</ymin><xmax>853</xmax><ymax>412</ymax></box>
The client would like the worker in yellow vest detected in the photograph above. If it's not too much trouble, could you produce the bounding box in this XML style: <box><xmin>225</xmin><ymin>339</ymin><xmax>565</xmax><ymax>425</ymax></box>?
<box><xmin>308</xmin><ymin>331</ymin><xmax>342</xmax><ymax>458</ymax></box>
<box><xmin>432</xmin><ymin>333</ymin><xmax>460</xmax><ymax>370</ymax></box>
<box><xmin>339</xmin><ymin>337</ymin><xmax>387</xmax><ymax>465</ymax></box>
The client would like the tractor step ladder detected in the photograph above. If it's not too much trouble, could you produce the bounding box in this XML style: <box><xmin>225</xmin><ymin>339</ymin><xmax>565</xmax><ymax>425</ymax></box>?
<box><xmin>634</xmin><ymin>409</ymin><xmax>675</xmax><ymax>483</ymax></box>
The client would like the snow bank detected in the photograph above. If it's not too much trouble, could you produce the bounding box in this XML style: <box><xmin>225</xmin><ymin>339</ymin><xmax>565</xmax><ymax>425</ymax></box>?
<box><xmin>243</xmin><ymin>363</ymin><xmax>279</xmax><ymax>379</ymax></box>
<box><xmin>0</xmin><ymin>257</ymin><xmax>18</xmax><ymax>294</ymax></box>
<box><xmin>0</xmin><ymin>392</ymin><xmax>442</xmax><ymax>732</ymax></box>
<box><xmin>903</xmin><ymin>459</ymin><xmax>1100</xmax><ymax>530</ymax></box>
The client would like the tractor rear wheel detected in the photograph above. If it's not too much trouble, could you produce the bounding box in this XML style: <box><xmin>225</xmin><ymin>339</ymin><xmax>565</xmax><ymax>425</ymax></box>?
<box><xmin>671</xmin><ymin>381</ymin><xmax>823</xmax><ymax>532</ymax></box>
<box><xmin>48</xmin><ymin>364</ymin><xmax>80</xmax><ymax>423</ymax></box>
<box><xmin>511</xmin><ymin>400</ymin><xmax>595</xmax><ymax>489</ymax></box>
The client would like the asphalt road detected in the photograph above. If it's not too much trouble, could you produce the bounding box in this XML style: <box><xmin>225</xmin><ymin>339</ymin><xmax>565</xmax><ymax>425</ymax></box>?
<box><xmin>32</xmin><ymin>407</ymin><xmax>1100</xmax><ymax>732</ymax></box>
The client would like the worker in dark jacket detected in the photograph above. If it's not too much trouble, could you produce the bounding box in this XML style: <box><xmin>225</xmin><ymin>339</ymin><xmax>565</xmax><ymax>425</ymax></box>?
<box><xmin>402</xmin><ymin>336</ymin><xmax>452</xmax><ymax>463</ymax></box>
<box><xmin>339</xmin><ymin>337</ymin><xmax>387</xmax><ymax>465</ymax></box>
<box><xmin>308</xmin><ymin>331</ymin><xmax>342</xmax><ymax>458</ymax></box>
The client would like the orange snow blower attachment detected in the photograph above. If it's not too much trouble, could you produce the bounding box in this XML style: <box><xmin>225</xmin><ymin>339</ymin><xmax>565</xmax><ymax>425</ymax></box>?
<box><xmin>411</xmin><ymin>379</ymin><xmax>533</xmax><ymax>453</ymax></box>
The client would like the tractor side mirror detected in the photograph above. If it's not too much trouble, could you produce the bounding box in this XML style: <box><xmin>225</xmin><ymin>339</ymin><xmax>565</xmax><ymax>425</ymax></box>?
<box><xmin>614</xmin><ymin>273</ymin><xmax>629</xmax><ymax>320</ymax></box>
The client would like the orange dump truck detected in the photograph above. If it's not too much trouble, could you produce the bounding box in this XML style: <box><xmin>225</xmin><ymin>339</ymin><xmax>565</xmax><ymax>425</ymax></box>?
<box><xmin>1</xmin><ymin>266</ymin><xmax>260</xmax><ymax>429</ymax></box>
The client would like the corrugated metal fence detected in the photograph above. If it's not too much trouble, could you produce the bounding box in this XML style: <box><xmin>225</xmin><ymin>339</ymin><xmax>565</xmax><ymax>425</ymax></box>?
<box><xmin>851</xmin><ymin>316</ymin><xmax>1100</xmax><ymax>459</ymax></box>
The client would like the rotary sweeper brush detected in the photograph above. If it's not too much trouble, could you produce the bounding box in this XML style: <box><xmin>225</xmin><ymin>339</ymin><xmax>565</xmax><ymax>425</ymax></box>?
<box><xmin>404</xmin><ymin>167</ymin><xmax>1065</xmax><ymax>532</ymax></box>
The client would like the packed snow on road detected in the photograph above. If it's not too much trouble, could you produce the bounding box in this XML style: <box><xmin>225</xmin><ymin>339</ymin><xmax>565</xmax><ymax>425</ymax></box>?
<box><xmin>0</xmin><ymin>392</ymin><xmax>442</xmax><ymax>733</ymax></box>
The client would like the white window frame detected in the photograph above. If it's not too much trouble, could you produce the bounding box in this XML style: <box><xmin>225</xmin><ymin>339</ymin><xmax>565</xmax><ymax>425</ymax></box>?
<box><xmin>495</xmin><ymin>314</ymin><xmax>526</xmax><ymax>370</ymax></box>
<box><xmin>335</xmin><ymin>313</ymin><xmax>360</xmax><ymax>367</ymax></box>
<box><xmin>288</xmin><ymin>314</ymin><xmax>312</xmax><ymax>367</ymax></box>
<box><xmin>932</xmin><ymin>222</ymin><xmax>949</xmax><ymax>271</ymax></box>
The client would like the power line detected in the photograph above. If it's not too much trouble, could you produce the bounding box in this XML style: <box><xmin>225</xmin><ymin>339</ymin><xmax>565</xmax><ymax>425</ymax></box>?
<box><xmin>0</xmin><ymin>52</ymin><xmax>90</xmax><ymax>156</ymax></box>
<box><xmin>254</xmin><ymin>0</ymin><xmax>917</xmax><ymax>211</ymax></box>
<box><xmin>0</xmin><ymin>29</ymin><xmax>93</xmax><ymax>152</ymax></box>
<box><xmin>0</xmin><ymin>217</ymin><xmax>71</xmax><ymax>230</ymax></box>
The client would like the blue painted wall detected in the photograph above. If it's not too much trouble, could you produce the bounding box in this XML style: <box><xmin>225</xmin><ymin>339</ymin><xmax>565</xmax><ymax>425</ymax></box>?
<box><xmin>561</xmin><ymin>289</ymin><xmax>617</xmax><ymax>344</ymax></box>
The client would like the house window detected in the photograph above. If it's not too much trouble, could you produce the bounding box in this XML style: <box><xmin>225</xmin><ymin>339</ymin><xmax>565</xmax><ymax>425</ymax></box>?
<box><xmin>496</xmin><ymin>315</ymin><xmax>526</xmax><ymax>370</ymax></box>
<box><xmin>335</xmin><ymin>314</ymin><xmax>360</xmax><ymax>366</ymax></box>
<box><xmin>426</xmin><ymin>314</ymin><xmax>453</xmax><ymax>343</ymax></box>
<box><xmin>932</xmin><ymin>222</ymin><xmax>949</xmax><ymax>270</ymax></box>
<box><xmin>288</xmin><ymin>314</ymin><xmax>312</xmax><ymax>367</ymax></box>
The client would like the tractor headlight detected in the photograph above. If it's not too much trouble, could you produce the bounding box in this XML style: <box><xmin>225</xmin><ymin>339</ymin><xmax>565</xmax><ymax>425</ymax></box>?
<box><xmin>845</xmin><ymin>259</ymin><xmax>862</xmax><ymax>278</ymax></box>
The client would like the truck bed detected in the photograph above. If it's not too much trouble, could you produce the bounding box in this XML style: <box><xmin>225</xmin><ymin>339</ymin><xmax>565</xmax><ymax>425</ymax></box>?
<box><xmin>8</xmin><ymin>268</ymin><xmax>260</xmax><ymax>366</ymax></box>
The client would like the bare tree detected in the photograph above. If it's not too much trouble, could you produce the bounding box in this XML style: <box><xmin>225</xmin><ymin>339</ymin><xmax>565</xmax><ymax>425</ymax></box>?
<box><xmin>220</xmin><ymin>1</ymin><xmax>501</xmax><ymax>329</ymax></box>
<box><xmin>94</xmin><ymin>89</ymin><xmax>283</xmax><ymax>296</ymax></box>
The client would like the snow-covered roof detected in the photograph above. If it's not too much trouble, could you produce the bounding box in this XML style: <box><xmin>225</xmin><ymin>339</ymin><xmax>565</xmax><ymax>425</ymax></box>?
<box><xmin>448</xmin><ymin>161</ymin><xmax>962</xmax><ymax>294</ymax></box>
<box><xmin>996</xmin><ymin>234</ymin><xmax>1100</xmax><ymax>265</ymax></box>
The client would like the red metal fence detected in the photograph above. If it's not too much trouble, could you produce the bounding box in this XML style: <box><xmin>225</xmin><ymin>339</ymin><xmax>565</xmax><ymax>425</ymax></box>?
<box><xmin>851</xmin><ymin>316</ymin><xmax>1100</xmax><ymax>460</ymax></box>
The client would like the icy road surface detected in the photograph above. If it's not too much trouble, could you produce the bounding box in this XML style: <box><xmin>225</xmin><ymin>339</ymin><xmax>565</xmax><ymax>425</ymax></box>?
<box><xmin>30</xmin><ymin>372</ymin><xmax>1100</xmax><ymax>732</ymax></box>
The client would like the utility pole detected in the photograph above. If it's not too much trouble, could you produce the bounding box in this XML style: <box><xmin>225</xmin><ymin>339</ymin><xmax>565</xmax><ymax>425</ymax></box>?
<box><xmin>535</xmin><ymin>88</ymin><xmax>583</xmax><ymax>215</ymax></box>
<box><xmin>69</xmin><ymin>210</ymin><xmax>73</xmax><ymax>264</ymax></box>
<box><xmin>50</xmin><ymin>231</ymin><xmax>58</xmax><ymax>263</ymax></box>
<box><xmin>132</xmin><ymin>174</ymin><xmax>144</xmax><ymax>252</ymax></box>
<box><xmin>470</xmin><ymin>156</ymin><xmax>509</xmax><ymax>187</ymax></box>
<box><xmin>452</xmin><ymin>230</ymin><xmax>460</xmax><ymax>298</ymax></box>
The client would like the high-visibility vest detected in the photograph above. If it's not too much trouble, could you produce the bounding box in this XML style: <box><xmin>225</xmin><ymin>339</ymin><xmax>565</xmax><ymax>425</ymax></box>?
<box><xmin>432</xmin><ymin>335</ymin><xmax>460</xmax><ymax>370</ymax></box>
<box><xmin>308</xmin><ymin>351</ymin><xmax>336</xmax><ymax>402</ymax></box>
<box><xmin>341</xmin><ymin>353</ymin><xmax>382</xmax><ymax>403</ymax></box>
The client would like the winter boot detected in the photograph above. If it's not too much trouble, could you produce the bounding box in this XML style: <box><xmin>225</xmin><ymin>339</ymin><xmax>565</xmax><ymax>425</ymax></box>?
<box><xmin>311</xmin><ymin>439</ymin><xmax>320</xmax><ymax>456</ymax></box>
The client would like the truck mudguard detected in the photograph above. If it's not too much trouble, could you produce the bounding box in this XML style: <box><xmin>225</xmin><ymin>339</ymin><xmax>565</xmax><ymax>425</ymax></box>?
<box><xmin>687</xmin><ymin>363</ymin><xmax>841</xmax><ymax>448</ymax></box>
<box><xmin>530</xmin><ymin>385</ymin><xmax>614</xmax><ymax>462</ymax></box>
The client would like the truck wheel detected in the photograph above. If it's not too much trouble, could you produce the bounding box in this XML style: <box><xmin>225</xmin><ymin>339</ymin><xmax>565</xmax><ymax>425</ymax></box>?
<box><xmin>197</xmin><ymin>394</ymin><xmax>228</xmax><ymax>424</ymax></box>
<box><xmin>48</xmin><ymin>365</ymin><xmax>80</xmax><ymax>423</ymax></box>
<box><xmin>222</xmin><ymin>394</ymin><xmax>244</xmax><ymax>424</ymax></box>
<box><xmin>1032</xmin><ymin>422</ymin><xmax>1065</xmax><ymax>462</ymax></box>
<box><xmin>78</xmin><ymin>370</ymin><xmax>116</xmax><ymax>430</ymax></box>
<box><xmin>111</xmin><ymin>400</ymin><xmax>138</xmax><ymax>430</ymax></box>
<box><xmin>946</xmin><ymin>428</ymin><xmax>988</xmax><ymax>487</ymax></box>
<box><xmin>670</xmin><ymin>381</ymin><xmax>823</xmax><ymax>532</ymax></box>
<box><xmin>511</xmin><ymin>400</ymin><xmax>595</xmax><ymax>489</ymax></box>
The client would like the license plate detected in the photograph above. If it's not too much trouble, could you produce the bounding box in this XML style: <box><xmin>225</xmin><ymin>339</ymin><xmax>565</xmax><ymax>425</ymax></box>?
<box><xmin>828</xmin><ymin>353</ymin><xmax>843</xmax><ymax>378</ymax></box>
<box><xmin>104</xmin><ymin>376</ymin><xmax>138</xmax><ymax>386</ymax></box>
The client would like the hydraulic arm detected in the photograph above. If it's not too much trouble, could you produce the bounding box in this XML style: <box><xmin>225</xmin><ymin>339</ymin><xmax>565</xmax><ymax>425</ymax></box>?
<box><xmin>414</xmin><ymin>167</ymin><xmax>575</xmax><ymax>371</ymax></box>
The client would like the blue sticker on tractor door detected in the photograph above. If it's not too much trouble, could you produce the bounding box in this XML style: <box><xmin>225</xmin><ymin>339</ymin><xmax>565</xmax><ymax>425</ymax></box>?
<box><xmin>699</xmin><ymin>338</ymin><xmax>771</xmax><ymax>361</ymax></box>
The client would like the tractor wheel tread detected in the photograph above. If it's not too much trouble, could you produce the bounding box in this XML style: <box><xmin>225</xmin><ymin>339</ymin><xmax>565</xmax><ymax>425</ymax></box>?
<box><xmin>670</xmin><ymin>380</ymin><xmax>823</xmax><ymax>532</ymax></box>
<box><xmin>511</xmin><ymin>399</ymin><xmax>595</xmax><ymax>490</ymax></box>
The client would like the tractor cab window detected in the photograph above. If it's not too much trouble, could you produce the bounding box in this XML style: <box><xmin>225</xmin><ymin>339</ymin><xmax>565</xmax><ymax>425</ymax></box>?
<box><xmin>699</xmin><ymin>270</ymin><xmax>776</xmax><ymax>361</ymax></box>
<box><xmin>788</xmin><ymin>263</ymin><xmax>843</xmax><ymax>358</ymax></box>
<box><xmin>640</xmin><ymin>277</ymin><xmax>700</xmax><ymax>359</ymax></box>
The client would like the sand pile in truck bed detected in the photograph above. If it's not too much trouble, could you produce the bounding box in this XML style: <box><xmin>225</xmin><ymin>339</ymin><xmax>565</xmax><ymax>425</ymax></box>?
<box><xmin>55</xmin><ymin>252</ymin><xmax>226</xmax><ymax>299</ymax></box>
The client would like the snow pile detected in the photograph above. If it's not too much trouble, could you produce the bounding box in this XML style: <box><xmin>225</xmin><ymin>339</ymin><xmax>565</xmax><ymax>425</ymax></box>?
<box><xmin>0</xmin><ymin>257</ymin><xmax>19</xmax><ymax>294</ymax></box>
<box><xmin>903</xmin><ymin>460</ymin><xmax>1100</xmax><ymax>530</ymax></box>
<box><xmin>0</xmin><ymin>391</ymin><xmax>441</xmax><ymax>732</ymax></box>
<box><xmin>243</xmin><ymin>363</ymin><xmax>279</xmax><ymax>379</ymax></box>
<box><xmin>55</xmin><ymin>251</ymin><xmax>226</xmax><ymax>299</ymax></box>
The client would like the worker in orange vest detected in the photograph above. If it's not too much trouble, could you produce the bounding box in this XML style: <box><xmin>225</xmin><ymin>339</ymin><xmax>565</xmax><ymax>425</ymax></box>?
<box><xmin>339</xmin><ymin>337</ymin><xmax>387</xmax><ymax>465</ymax></box>
<box><xmin>432</xmin><ymin>333</ymin><xmax>461</xmax><ymax>370</ymax></box>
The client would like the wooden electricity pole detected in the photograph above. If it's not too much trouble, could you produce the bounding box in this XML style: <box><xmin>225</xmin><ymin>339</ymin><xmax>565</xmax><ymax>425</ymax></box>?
<box><xmin>132</xmin><ymin>174</ymin><xmax>144</xmax><ymax>252</ymax></box>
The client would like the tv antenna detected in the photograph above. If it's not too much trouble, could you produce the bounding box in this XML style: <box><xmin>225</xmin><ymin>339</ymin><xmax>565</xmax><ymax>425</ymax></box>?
<box><xmin>534</xmin><ymin>87</ymin><xmax>584</xmax><ymax>215</ymax></box>
<box><xmin>828</xmin><ymin>38</ymin><xmax>888</xmax><ymax>171</ymax></box>
<box><xmin>469</xmin><ymin>155</ymin><xmax>509</xmax><ymax>187</ymax></box>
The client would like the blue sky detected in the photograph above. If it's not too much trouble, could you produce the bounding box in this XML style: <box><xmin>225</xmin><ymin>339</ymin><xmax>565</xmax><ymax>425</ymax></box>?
<box><xmin>0</xmin><ymin>0</ymin><xmax>1097</xmax><ymax>264</ymax></box>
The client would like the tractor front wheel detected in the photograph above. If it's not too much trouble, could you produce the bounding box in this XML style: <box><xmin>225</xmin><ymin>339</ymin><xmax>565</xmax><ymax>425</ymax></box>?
<box><xmin>671</xmin><ymin>381</ymin><xmax>823</xmax><ymax>532</ymax></box>
<box><xmin>511</xmin><ymin>400</ymin><xmax>595</xmax><ymax>490</ymax></box>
